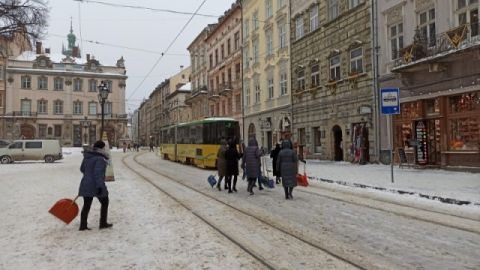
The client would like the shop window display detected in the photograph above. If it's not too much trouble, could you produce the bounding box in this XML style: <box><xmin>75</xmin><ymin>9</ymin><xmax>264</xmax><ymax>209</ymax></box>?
<box><xmin>449</xmin><ymin>117</ymin><xmax>480</xmax><ymax>150</ymax></box>
<box><xmin>426</xmin><ymin>98</ymin><xmax>440</xmax><ymax>115</ymax></box>
<box><xmin>449</xmin><ymin>92</ymin><xmax>480</xmax><ymax>113</ymax></box>
<box><xmin>400</xmin><ymin>101</ymin><xmax>421</xmax><ymax>119</ymax></box>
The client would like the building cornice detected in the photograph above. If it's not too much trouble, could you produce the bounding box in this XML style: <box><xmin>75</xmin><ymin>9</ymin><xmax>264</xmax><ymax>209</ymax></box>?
<box><xmin>6</xmin><ymin>67</ymin><xmax>128</xmax><ymax>79</ymax></box>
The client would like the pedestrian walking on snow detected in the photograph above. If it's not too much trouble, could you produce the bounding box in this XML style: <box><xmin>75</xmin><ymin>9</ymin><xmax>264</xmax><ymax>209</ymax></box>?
<box><xmin>78</xmin><ymin>140</ymin><xmax>113</xmax><ymax>230</ymax></box>
<box><xmin>270</xmin><ymin>143</ymin><xmax>281</xmax><ymax>184</ymax></box>
<box><xmin>276</xmin><ymin>140</ymin><xmax>298</xmax><ymax>200</ymax></box>
<box><xmin>242</xmin><ymin>137</ymin><xmax>262</xmax><ymax>195</ymax></box>
<box><xmin>216</xmin><ymin>138</ymin><xmax>228</xmax><ymax>191</ymax></box>
<box><xmin>225</xmin><ymin>138</ymin><xmax>242</xmax><ymax>193</ymax></box>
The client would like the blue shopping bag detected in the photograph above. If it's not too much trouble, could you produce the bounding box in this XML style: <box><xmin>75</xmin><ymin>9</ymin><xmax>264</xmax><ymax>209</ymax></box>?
<box><xmin>207</xmin><ymin>175</ymin><xmax>217</xmax><ymax>188</ymax></box>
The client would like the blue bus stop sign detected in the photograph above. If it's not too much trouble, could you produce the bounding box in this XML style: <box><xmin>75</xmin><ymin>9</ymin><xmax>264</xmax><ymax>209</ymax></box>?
<box><xmin>380</xmin><ymin>88</ymin><xmax>400</xmax><ymax>115</ymax></box>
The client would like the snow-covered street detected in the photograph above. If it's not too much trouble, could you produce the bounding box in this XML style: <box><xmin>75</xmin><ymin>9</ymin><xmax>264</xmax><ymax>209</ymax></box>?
<box><xmin>0</xmin><ymin>149</ymin><xmax>479</xmax><ymax>270</ymax></box>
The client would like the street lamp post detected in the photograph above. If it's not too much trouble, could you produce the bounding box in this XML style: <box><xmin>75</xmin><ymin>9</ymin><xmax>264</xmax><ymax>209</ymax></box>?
<box><xmin>98</xmin><ymin>81</ymin><xmax>110</xmax><ymax>140</ymax></box>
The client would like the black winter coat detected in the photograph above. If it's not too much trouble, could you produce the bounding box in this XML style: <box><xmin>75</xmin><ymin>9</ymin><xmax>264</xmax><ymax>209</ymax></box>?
<box><xmin>270</xmin><ymin>145</ymin><xmax>281</xmax><ymax>176</ymax></box>
<box><xmin>225</xmin><ymin>146</ymin><xmax>242</xmax><ymax>176</ymax></box>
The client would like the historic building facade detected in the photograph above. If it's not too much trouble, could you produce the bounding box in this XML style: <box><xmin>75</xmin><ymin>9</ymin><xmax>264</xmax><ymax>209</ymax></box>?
<box><xmin>290</xmin><ymin>0</ymin><xmax>376</xmax><ymax>162</ymax></box>
<box><xmin>242</xmin><ymin>0</ymin><xmax>292</xmax><ymax>151</ymax></box>
<box><xmin>0</xmin><ymin>32</ymin><xmax>31</xmax><ymax>139</ymax></box>
<box><xmin>186</xmin><ymin>25</ymin><xmax>214</xmax><ymax>121</ymax></box>
<box><xmin>379</xmin><ymin>0</ymin><xmax>480</xmax><ymax>168</ymax></box>
<box><xmin>3</xmin><ymin>30</ymin><xmax>128</xmax><ymax>147</ymax></box>
<box><xmin>205</xmin><ymin>2</ymin><xmax>243</xmax><ymax>132</ymax></box>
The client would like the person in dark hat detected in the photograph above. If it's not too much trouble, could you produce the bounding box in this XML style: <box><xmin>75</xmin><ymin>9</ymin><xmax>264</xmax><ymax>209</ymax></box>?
<box><xmin>78</xmin><ymin>140</ymin><xmax>113</xmax><ymax>230</ymax></box>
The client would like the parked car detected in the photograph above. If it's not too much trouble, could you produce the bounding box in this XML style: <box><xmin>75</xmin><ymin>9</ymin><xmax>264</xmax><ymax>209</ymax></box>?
<box><xmin>0</xmin><ymin>139</ymin><xmax>12</xmax><ymax>148</ymax></box>
<box><xmin>0</xmin><ymin>140</ymin><xmax>63</xmax><ymax>164</ymax></box>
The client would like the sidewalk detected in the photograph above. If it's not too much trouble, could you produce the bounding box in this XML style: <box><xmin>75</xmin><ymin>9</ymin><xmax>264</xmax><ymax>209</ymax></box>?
<box><xmin>263</xmin><ymin>157</ymin><xmax>480</xmax><ymax>206</ymax></box>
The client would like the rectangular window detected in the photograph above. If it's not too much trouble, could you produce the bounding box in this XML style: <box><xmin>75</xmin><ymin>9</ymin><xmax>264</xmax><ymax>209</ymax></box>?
<box><xmin>449</xmin><ymin>117</ymin><xmax>479</xmax><ymax>150</ymax></box>
<box><xmin>209</xmin><ymin>54</ymin><xmax>213</xmax><ymax>69</ymax></box>
<box><xmin>311</xmin><ymin>64</ymin><xmax>320</xmax><ymax>87</ymax></box>
<box><xmin>297</xmin><ymin>70</ymin><xmax>305</xmax><ymax>91</ymax></box>
<box><xmin>457</xmin><ymin>1</ymin><xmax>478</xmax><ymax>37</ymax></box>
<box><xmin>38</xmin><ymin>124</ymin><xmax>47</xmax><ymax>138</ymax></box>
<box><xmin>390</xmin><ymin>23</ymin><xmax>404</xmax><ymax>60</ymax></box>
<box><xmin>253</xmin><ymin>11</ymin><xmax>259</xmax><ymax>30</ymax></box>
<box><xmin>54</xmin><ymin>101</ymin><xmax>63</xmax><ymax>114</ymax></box>
<box><xmin>266</xmin><ymin>32</ymin><xmax>273</xmax><ymax>56</ymax></box>
<box><xmin>254</xmin><ymin>79</ymin><xmax>261</xmax><ymax>104</ymax></box>
<box><xmin>0</xmin><ymin>93</ymin><xmax>3</xmax><ymax>108</ymax></box>
<box><xmin>243</xmin><ymin>46</ymin><xmax>250</xmax><ymax>68</ymax></box>
<box><xmin>280</xmin><ymin>68</ymin><xmax>288</xmax><ymax>96</ymax></box>
<box><xmin>25</xmin><ymin>142</ymin><xmax>42</xmax><ymax>149</ymax></box>
<box><xmin>73</xmin><ymin>78</ymin><xmax>82</xmax><ymax>92</ymax></box>
<box><xmin>54</xmin><ymin>78</ymin><xmax>64</xmax><ymax>91</ymax></box>
<box><xmin>234</xmin><ymin>32</ymin><xmax>240</xmax><ymax>50</ymax></box>
<box><xmin>21</xmin><ymin>99</ymin><xmax>31</xmax><ymax>115</ymax></box>
<box><xmin>37</xmin><ymin>100</ymin><xmax>47</xmax><ymax>114</ymax></box>
<box><xmin>38</xmin><ymin>77</ymin><xmax>48</xmax><ymax>90</ymax></box>
<box><xmin>253</xmin><ymin>39</ymin><xmax>259</xmax><ymax>63</ymax></box>
<box><xmin>330</xmin><ymin>55</ymin><xmax>341</xmax><ymax>80</ymax></box>
<box><xmin>244</xmin><ymin>20</ymin><xmax>249</xmax><ymax>38</ymax></box>
<box><xmin>350</xmin><ymin>47</ymin><xmax>363</xmax><ymax>74</ymax></box>
<box><xmin>0</xmin><ymin>65</ymin><xmax>3</xmax><ymax>80</ymax></box>
<box><xmin>89</xmin><ymin>79</ymin><xmax>97</xmax><ymax>92</ymax></box>
<box><xmin>21</xmin><ymin>76</ymin><xmax>31</xmax><ymax>89</ymax></box>
<box><xmin>419</xmin><ymin>8</ymin><xmax>436</xmax><ymax>47</ymax></box>
<box><xmin>73</xmin><ymin>101</ymin><xmax>83</xmax><ymax>115</ymax></box>
<box><xmin>227</xmin><ymin>38</ymin><xmax>231</xmax><ymax>55</ymax></box>
<box><xmin>267</xmin><ymin>75</ymin><xmax>274</xmax><ymax>99</ymax></box>
<box><xmin>265</xmin><ymin>0</ymin><xmax>273</xmax><ymax>18</ymax></box>
<box><xmin>235</xmin><ymin>94</ymin><xmax>241</xmax><ymax>113</ymax></box>
<box><xmin>310</xmin><ymin>6</ymin><xmax>319</xmax><ymax>32</ymax></box>
<box><xmin>314</xmin><ymin>127</ymin><xmax>322</xmax><ymax>151</ymax></box>
<box><xmin>329</xmin><ymin>0</ymin><xmax>339</xmax><ymax>20</ymax></box>
<box><xmin>295</xmin><ymin>17</ymin><xmax>304</xmax><ymax>40</ymax></box>
<box><xmin>279</xmin><ymin>23</ymin><xmax>287</xmax><ymax>48</ymax></box>
<box><xmin>349</xmin><ymin>0</ymin><xmax>362</xmax><ymax>9</ymax></box>
<box><xmin>245</xmin><ymin>82</ymin><xmax>251</xmax><ymax>106</ymax></box>
<box><xmin>215</xmin><ymin>49</ymin><xmax>218</xmax><ymax>65</ymax></box>
<box><xmin>89</xmin><ymin>102</ymin><xmax>97</xmax><ymax>115</ymax></box>
<box><xmin>54</xmin><ymin>125</ymin><xmax>62</xmax><ymax>137</ymax></box>
<box><xmin>277</xmin><ymin>0</ymin><xmax>285</xmax><ymax>9</ymax></box>
<box><xmin>105</xmin><ymin>102</ymin><xmax>112</xmax><ymax>114</ymax></box>
<box><xmin>221</xmin><ymin>44</ymin><xmax>225</xmax><ymax>60</ymax></box>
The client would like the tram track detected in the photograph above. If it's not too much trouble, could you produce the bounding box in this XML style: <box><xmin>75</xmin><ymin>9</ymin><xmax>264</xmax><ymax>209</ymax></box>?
<box><xmin>294</xmin><ymin>186</ymin><xmax>480</xmax><ymax>235</ymax></box>
<box><xmin>122</xmin><ymin>152</ymin><xmax>375</xmax><ymax>270</ymax></box>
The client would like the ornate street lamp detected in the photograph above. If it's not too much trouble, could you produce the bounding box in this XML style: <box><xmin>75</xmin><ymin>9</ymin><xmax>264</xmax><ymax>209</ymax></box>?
<box><xmin>98</xmin><ymin>80</ymin><xmax>109</xmax><ymax>139</ymax></box>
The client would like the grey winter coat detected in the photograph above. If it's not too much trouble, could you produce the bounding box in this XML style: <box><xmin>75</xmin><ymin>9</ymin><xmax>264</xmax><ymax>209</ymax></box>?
<box><xmin>78</xmin><ymin>149</ymin><xmax>109</xmax><ymax>198</ymax></box>
<box><xmin>216</xmin><ymin>142</ymin><xmax>228</xmax><ymax>177</ymax></box>
<box><xmin>242</xmin><ymin>137</ymin><xmax>261</xmax><ymax>178</ymax></box>
<box><xmin>276</xmin><ymin>140</ymin><xmax>298</xmax><ymax>188</ymax></box>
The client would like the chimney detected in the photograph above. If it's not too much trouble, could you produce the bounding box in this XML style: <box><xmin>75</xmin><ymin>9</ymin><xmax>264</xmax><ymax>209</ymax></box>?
<box><xmin>72</xmin><ymin>46</ymin><xmax>79</xmax><ymax>58</ymax></box>
<box><xmin>86</xmin><ymin>54</ymin><xmax>90</xmax><ymax>61</ymax></box>
<box><xmin>45</xmin><ymin>48</ymin><xmax>50</xmax><ymax>54</ymax></box>
<box><xmin>36</xmin><ymin>42</ymin><xmax>42</xmax><ymax>54</ymax></box>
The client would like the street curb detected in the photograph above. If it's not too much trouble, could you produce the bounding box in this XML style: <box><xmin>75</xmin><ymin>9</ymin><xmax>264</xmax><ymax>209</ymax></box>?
<box><xmin>312</xmin><ymin>176</ymin><xmax>480</xmax><ymax>207</ymax></box>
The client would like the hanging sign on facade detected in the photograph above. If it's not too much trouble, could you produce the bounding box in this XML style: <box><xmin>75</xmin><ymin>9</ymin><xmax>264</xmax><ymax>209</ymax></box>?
<box><xmin>380</xmin><ymin>88</ymin><xmax>400</xmax><ymax>115</ymax></box>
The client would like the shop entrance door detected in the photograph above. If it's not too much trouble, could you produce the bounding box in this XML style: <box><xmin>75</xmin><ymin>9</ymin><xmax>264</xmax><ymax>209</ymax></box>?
<box><xmin>332</xmin><ymin>125</ymin><xmax>344</xmax><ymax>161</ymax></box>
<box><xmin>427</xmin><ymin>119</ymin><xmax>441</xmax><ymax>165</ymax></box>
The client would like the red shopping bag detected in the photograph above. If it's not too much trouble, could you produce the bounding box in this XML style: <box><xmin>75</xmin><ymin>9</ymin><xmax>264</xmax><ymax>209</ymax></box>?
<box><xmin>296</xmin><ymin>162</ymin><xmax>309</xmax><ymax>187</ymax></box>
<box><xmin>48</xmin><ymin>197</ymin><xmax>79</xmax><ymax>225</ymax></box>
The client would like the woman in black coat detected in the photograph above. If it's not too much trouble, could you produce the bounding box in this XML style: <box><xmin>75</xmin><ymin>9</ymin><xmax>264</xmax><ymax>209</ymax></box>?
<box><xmin>270</xmin><ymin>143</ymin><xmax>281</xmax><ymax>184</ymax></box>
<box><xmin>224</xmin><ymin>139</ymin><xmax>242</xmax><ymax>193</ymax></box>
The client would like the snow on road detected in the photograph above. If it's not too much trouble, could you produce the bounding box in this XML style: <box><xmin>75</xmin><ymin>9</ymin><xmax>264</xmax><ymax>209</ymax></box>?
<box><xmin>0</xmin><ymin>149</ymin><xmax>265</xmax><ymax>270</ymax></box>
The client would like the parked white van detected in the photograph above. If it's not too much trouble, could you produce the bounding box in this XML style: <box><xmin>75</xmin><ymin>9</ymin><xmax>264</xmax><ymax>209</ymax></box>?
<box><xmin>0</xmin><ymin>140</ymin><xmax>63</xmax><ymax>164</ymax></box>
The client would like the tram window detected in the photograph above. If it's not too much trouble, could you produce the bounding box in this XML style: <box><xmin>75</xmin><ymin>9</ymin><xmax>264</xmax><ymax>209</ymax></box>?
<box><xmin>195</xmin><ymin>124</ymin><xmax>203</xmax><ymax>144</ymax></box>
<box><xmin>204</xmin><ymin>122</ymin><xmax>217</xmax><ymax>144</ymax></box>
<box><xmin>217</xmin><ymin>122</ymin><xmax>227</xmax><ymax>143</ymax></box>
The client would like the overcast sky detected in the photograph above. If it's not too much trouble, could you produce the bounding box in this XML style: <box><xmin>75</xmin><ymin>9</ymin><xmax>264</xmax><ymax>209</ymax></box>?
<box><xmin>43</xmin><ymin>0</ymin><xmax>234</xmax><ymax>113</ymax></box>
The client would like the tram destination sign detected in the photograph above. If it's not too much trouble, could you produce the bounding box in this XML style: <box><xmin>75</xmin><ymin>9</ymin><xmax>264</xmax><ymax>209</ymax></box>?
<box><xmin>380</xmin><ymin>88</ymin><xmax>400</xmax><ymax>115</ymax></box>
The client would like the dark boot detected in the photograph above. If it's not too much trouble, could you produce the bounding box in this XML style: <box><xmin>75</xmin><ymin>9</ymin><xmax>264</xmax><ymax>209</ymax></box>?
<box><xmin>284</xmin><ymin>186</ymin><xmax>289</xmax><ymax>200</ymax></box>
<box><xmin>289</xmin><ymin>187</ymin><xmax>293</xmax><ymax>199</ymax></box>
<box><xmin>80</xmin><ymin>197</ymin><xmax>93</xmax><ymax>231</ymax></box>
<box><xmin>99</xmin><ymin>197</ymin><xmax>112</xmax><ymax>229</ymax></box>
<box><xmin>217</xmin><ymin>177</ymin><xmax>223</xmax><ymax>191</ymax></box>
<box><xmin>232</xmin><ymin>175</ymin><xmax>238</xmax><ymax>192</ymax></box>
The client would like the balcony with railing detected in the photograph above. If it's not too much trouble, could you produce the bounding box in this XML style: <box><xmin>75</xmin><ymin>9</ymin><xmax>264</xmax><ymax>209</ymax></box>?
<box><xmin>185</xmin><ymin>85</ymin><xmax>208</xmax><ymax>104</ymax></box>
<box><xmin>208</xmin><ymin>89</ymin><xmax>220</xmax><ymax>100</ymax></box>
<box><xmin>96</xmin><ymin>113</ymin><xmax>128</xmax><ymax>119</ymax></box>
<box><xmin>219</xmin><ymin>82</ymin><xmax>232</xmax><ymax>96</ymax></box>
<box><xmin>393</xmin><ymin>23</ymin><xmax>480</xmax><ymax>71</ymax></box>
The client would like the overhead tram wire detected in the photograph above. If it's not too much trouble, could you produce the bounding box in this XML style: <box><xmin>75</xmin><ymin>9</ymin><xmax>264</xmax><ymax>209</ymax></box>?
<box><xmin>72</xmin><ymin>0</ymin><xmax>218</xmax><ymax>18</ymax></box>
<box><xmin>127</xmin><ymin>0</ymin><xmax>209</xmax><ymax>101</ymax></box>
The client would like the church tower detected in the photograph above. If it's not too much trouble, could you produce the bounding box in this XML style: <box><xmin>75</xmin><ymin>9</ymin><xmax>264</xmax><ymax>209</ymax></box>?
<box><xmin>62</xmin><ymin>18</ymin><xmax>81</xmax><ymax>57</ymax></box>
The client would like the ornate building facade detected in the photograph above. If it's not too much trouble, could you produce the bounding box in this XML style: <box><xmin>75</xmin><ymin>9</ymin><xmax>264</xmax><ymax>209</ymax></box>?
<box><xmin>379</xmin><ymin>0</ymin><xmax>480</xmax><ymax>168</ymax></box>
<box><xmin>205</xmin><ymin>2</ymin><xmax>243</xmax><ymax>132</ymax></box>
<box><xmin>3</xmin><ymin>30</ymin><xmax>128</xmax><ymax>147</ymax></box>
<box><xmin>290</xmin><ymin>0</ymin><xmax>376</xmax><ymax>162</ymax></box>
<box><xmin>186</xmin><ymin>25</ymin><xmax>214</xmax><ymax>121</ymax></box>
<box><xmin>242</xmin><ymin>0</ymin><xmax>292</xmax><ymax>151</ymax></box>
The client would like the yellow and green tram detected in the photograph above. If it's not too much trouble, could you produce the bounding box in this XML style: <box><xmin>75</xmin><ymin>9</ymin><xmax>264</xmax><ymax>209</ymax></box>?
<box><xmin>160</xmin><ymin>118</ymin><xmax>240</xmax><ymax>168</ymax></box>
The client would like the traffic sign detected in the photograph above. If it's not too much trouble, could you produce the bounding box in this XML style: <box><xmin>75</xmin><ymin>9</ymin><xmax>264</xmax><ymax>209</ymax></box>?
<box><xmin>381</xmin><ymin>88</ymin><xmax>400</xmax><ymax>115</ymax></box>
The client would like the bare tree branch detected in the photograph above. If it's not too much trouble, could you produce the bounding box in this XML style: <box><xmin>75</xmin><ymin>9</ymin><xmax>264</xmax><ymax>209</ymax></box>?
<box><xmin>0</xmin><ymin>0</ymin><xmax>48</xmax><ymax>43</ymax></box>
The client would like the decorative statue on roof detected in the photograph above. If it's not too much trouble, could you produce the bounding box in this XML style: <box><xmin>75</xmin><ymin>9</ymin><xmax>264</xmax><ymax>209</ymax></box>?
<box><xmin>116</xmin><ymin>56</ymin><xmax>125</xmax><ymax>68</ymax></box>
